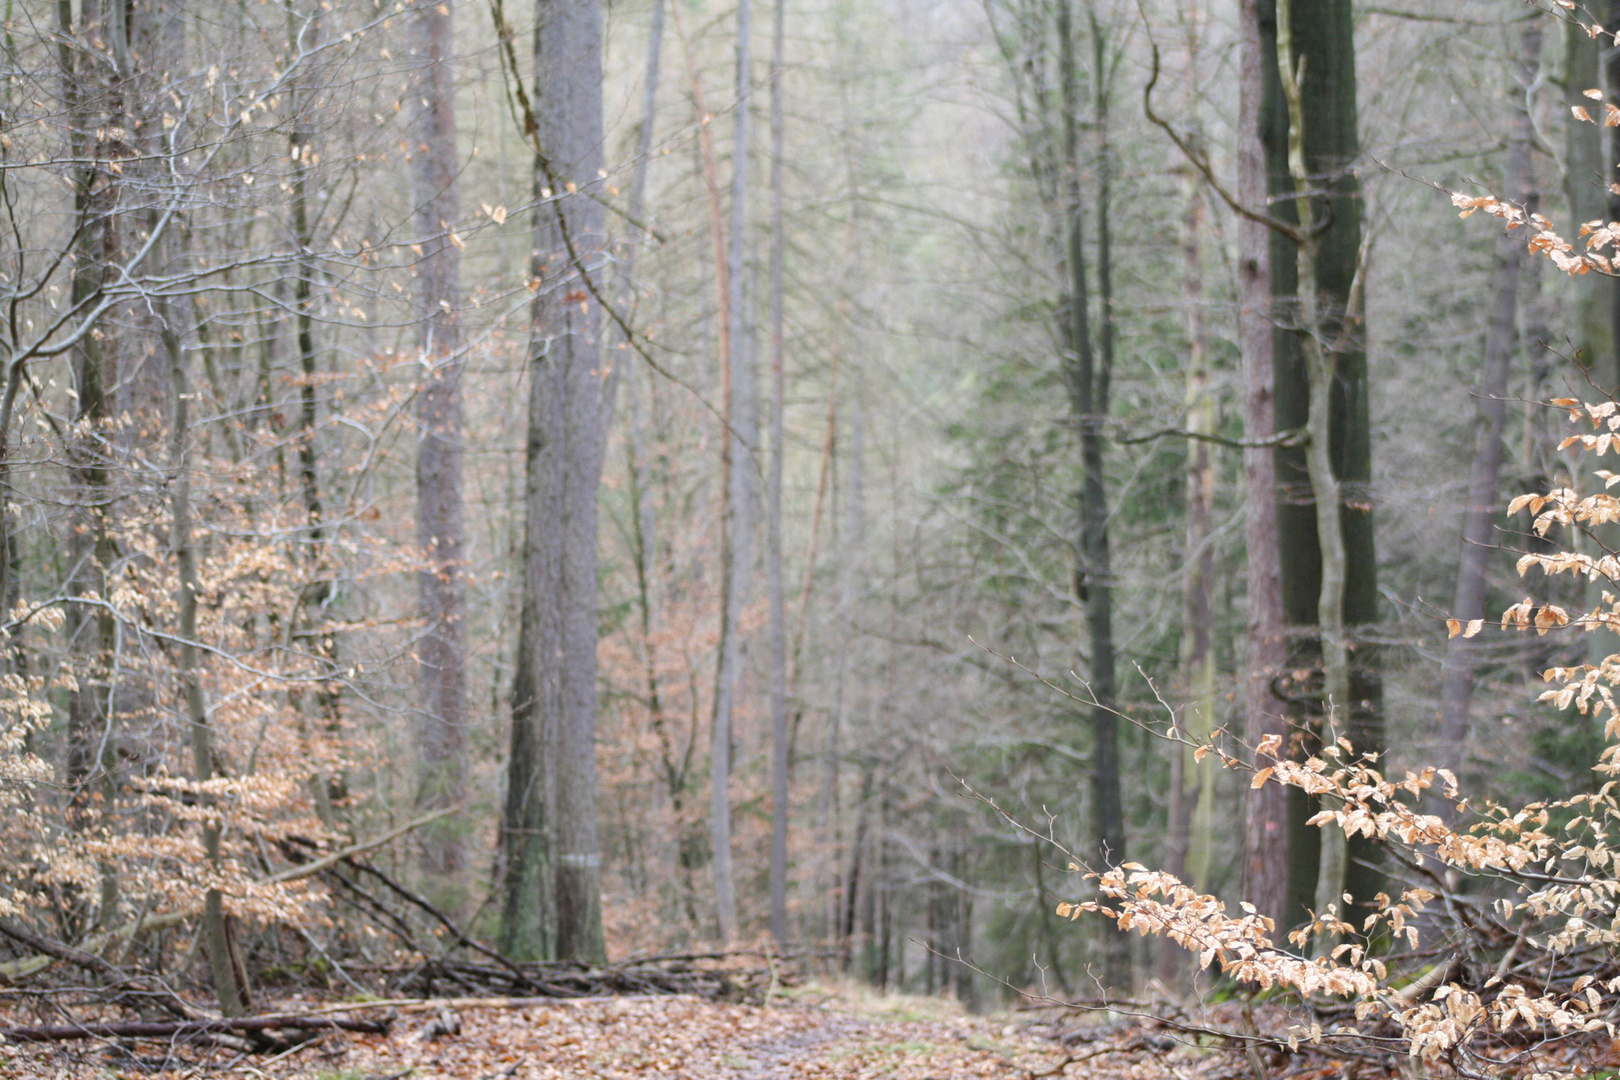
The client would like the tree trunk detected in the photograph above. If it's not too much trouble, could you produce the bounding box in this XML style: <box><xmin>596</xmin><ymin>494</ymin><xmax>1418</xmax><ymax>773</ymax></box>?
<box><xmin>1057</xmin><ymin>0</ymin><xmax>1126</xmax><ymax>989</ymax></box>
<box><xmin>287</xmin><ymin>2</ymin><xmax>343</xmax><ymax>819</ymax></box>
<box><xmin>62</xmin><ymin>0</ymin><xmax>121</xmax><ymax>932</ymax></box>
<box><xmin>547</xmin><ymin>0</ymin><xmax>609</xmax><ymax>965</ymax></box>
<box><xmin>1260</xmin><ymin>0</ymin><xmax>1380</xmax><ymax>927</ymax></box>
<box><xmin>767</xmin><ymin>0</ymin><xmax>791</xmax><ymax>951</ymax></box>
<box><xmin>162</xmin><ymin>247</ymin><xmax>250</xmax><ymax>1019</ymax></box>
<box><xmin>709</xmin><ymin>0</ymin><xmax>756</xmax><ymax>945</ymax></box>
<box><xmin>1436</xmin><ymin>22</ymin><xmax>1536</xmax><ymax>787</ymax></box>
<box><xmin>1162</xmin><ymin>0</ymin><xmax>1216</xmax><ymax>986</ymax></box>
<box><xmin>1239</xmin><ymin>0</ymin><xmax>1288</xmax><ymax>935</ymax></box>
<box><xmin>409</xmin><ymin>0</ymin><xmax>469</xmax><ymax>891</ymax></box>
<box><xmin>501</xmin><ymin>0</ymin><xmax>610</xmax><ymax>964</ymax></box>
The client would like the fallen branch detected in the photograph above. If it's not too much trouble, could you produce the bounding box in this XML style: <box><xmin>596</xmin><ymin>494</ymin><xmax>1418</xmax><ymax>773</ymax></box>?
<box><xmin>0</xmin><ymin>919</ymin><xmax>196</xmax><ymax>1019</ymax></box>
<box><xmin>0</xmin><ymin>810</ymin><xmax>455</xmax><ymax>985</ymax></box>
<box><xmin>0</xmin><ymin>1013</ymin><xmax>390</xmax><ymax>1043</ymax></box>
<box><xmin>259</xmin><ymin>808</ymin><xmax>456</xmax><ymax>886</ymax></box>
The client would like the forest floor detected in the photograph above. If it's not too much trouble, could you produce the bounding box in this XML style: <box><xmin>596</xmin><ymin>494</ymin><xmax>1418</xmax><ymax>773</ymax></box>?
<box><xmin>0</xmin><ymin>982</ymin><xmax>1207</xmax><ymax>1080</ymax></box>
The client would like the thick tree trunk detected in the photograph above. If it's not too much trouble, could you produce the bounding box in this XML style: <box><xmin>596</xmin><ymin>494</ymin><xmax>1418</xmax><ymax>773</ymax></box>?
<box><xmin>1436</xmin><ymin>24</ymin><xmax>1536</xmax><ymax>785</ymax></box>
<box><xmin>547</xmin><ymin>0</ymin><xmax>609</xmax><ymax>965</ymax></box>
<box><xmin>501</xmin><ymin>0</ymin><xmax>609</xmax><ymax>964</ymax></box>
<box><xmin>409</xmin><ymin>0</ymin><xmax>469</xmax><ymax>890</ymax></box>
<box><xmin>1259</xmin><ymin>0</ymin><xmax>1380</xmax><ymax>927</ymax></box>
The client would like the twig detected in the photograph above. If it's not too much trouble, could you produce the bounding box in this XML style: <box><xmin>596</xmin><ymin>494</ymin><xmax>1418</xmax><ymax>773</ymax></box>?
<box><xmin>259</xmin><ymin>808</ymin><xmax>455</xmax><ymax>885</ymax></box>
<box><xmin>0</xmin><ymin>1014</ymin><xmax>390</xmax><ymax>1043</ymax></box>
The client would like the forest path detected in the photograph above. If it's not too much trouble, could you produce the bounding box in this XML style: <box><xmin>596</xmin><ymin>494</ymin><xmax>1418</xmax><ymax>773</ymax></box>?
<box><xmin>268</xmin><ymin>987</ymin><xmax>1163</xmax><ymax>1080</ymax></box>
<box><xmin>1</xmin><ymin>985</ymin><xmax>1170</xmax><ymax>1079</ymax></box>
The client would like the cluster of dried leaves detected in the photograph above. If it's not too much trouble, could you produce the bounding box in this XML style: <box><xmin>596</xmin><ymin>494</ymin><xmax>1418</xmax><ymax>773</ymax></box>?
<box><xmin>1055</xmin><ymin>397</ymin><xmax>1620</xmax><ymax>1080</ymax></box>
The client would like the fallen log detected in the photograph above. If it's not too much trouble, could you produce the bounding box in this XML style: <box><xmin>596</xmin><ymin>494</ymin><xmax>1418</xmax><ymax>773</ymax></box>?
<box><xmin>0</xmin><ymin>1014</ymin><xmax>391</xmax><ymax>1043</ymax></box>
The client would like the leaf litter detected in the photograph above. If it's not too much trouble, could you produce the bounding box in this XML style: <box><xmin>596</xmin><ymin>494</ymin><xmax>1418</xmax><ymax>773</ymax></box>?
<box><xmin>0</xmin><ymin>986</ymin><xmax>1192</xmax><ymax>1080</ymax></box>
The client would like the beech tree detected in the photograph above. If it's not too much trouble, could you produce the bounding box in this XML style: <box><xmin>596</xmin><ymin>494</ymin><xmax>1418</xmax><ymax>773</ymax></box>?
<box><xmin>410</xmin><ymin>0</ymin><xmax>470</xmax><ymax>894</ymax></box>
<box><xmin>500</xmin><ymin>0</ymin><xmax>610</xmax><ymax>964</ymax></box>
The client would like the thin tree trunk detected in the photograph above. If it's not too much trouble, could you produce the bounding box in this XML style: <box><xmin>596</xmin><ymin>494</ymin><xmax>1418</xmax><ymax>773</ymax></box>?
<box><xmin>826</xmin><ymin>386</ymin><xmax>863</xmax><ymax>953</ymax></box>
<box><xmin>409</xmin><ymin>0</ymin><xmax>468</xmax><ymax>889</ymax></box>
<box><xmin>162</xmin><ymin>254</ymin><xmax>250</xmax><ymax>1019</ymax></box>
<box><xmin>622</xmin><ymin>0</ymin><xmax>669</xmax><ymax>932</ymax></box>
<box><xmin>62</xmin><ymin>0</ymin><xmax>121</xmax><ymax>931</ymax></box>
<box><xmin>767</xmin><ymin>0</ymin><xmax>790</xmax><ymax>950</ymax></box>
<box><xmin>1239</xmin><ymin>0</ymin><xmax>1288</xmax><ymax>935</ymax></box>
<box><xmin>708</xmin><ymin>0</ymin><xmax>756</xmax><ymax>946</ymax></box>
<box><xmin>1161</xmin><ymin>0</ymin><xmax>1216</xmax><ymax>986</ymax></box>
<box><xmin>1057</xmin><ymin>0</ymin><xmax>1126</xmax><ymax>988</ymax></box>
<box><xmin>1437</xmin><ymin>22</ymin><xmax>1536</xmax><ymax>784</ymax></box>
<box><xmin>286</xmin><ymin>1</ymin><xmax>342</xmax><ymax>820</ymax></box>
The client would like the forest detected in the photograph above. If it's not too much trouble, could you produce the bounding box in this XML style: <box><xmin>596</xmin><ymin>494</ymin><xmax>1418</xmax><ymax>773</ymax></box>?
<box><xmin>10</xmin><ymin>0</ymin><xmax>1620</xmax><ymax>1074</ymax></box>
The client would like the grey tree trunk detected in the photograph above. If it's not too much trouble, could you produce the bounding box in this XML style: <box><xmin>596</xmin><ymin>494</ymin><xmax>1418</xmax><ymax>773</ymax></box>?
<box><xmin>409</xmin><ymin>0</ymin><xmax>469</xmax><ymax>891</ymax></box>
<box><xmin>1239</xmin><ymin>0</ymin><xmax>1288</xmax><ymax>933</ymax></box>
<box><xmin>710</xmin><ymin>0</ymin><xmax>756</xmax><ymax>945</ymax></box>
<box><xmin>501</xmin><ymin>0</ymin><xmax>609</xmax><ymax>964</ymax></box>
<box><xmin>162</xmin><ymin>252</ymin><xmax>250</xmax><ymax>1019</ymax></box>
<box><xmin>287</xmin><ymin>3</ymin><xmax>343</xmax><ymax>817</ymax></box>
<box><xmin>546</xmin><ymin>0</ymin><xmax>609</xmax><ymax>965</ymax></box>
<box><xmin>767</xmin><ymin>0</ymin><xmax>791</xmax><ymax>950</ymax></box>
<box><xmin>1437</xmin><ymin>23</ymin><xmax>1537</xmax><ymax>783</ymax></box>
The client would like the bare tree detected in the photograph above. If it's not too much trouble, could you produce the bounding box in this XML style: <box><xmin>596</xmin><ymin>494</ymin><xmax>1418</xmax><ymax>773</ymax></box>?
<box><xmin>709</xmin><ymin>0</ymin><xmax>757</xmax><ymax>945</ymax></box>
<box><xmin>501</xmin><ymin>0</ymin><xmax>610</xmax><ymax>964</ymax></box>
<box><xmin>1239</xmin><ymin>0</ymin><xmax>1288</xmax><ymax>934</ymax></box>
<box><xmin>409</xmin><ymin>0</ymin><xmax>469</xmax><ymax>892</ymax></box>
<box><xmin>1437</xmin><ymin>20</ymin><xmax>1538</xmax><ymax>785</ymax></box>
<box><xmin>767</xmin><ymin>0</ymin><xmax>791</xmax><ymax>951</ymax></box>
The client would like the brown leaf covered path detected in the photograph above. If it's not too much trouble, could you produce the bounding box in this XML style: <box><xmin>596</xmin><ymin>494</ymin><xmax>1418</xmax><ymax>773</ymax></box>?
<box><xmin>0</xmin><ymin>989</ymin><xmax>1176</xmax><ymax>1080</ymax></box>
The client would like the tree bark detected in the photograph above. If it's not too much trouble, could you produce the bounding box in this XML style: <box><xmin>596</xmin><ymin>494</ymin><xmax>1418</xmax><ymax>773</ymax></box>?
<box><xmin>1162</xmin><ymin>0</ymin><xmax>1216</xmax><ymax>986</ymax></box>
<box><xmin>162</xmin><ymin>243</ymin><xmax>250</xmax><ymax>1019</ymax></box>
<box><xmin>767</xmin><ymin>0</ymin><xmax>791</xmax><ymax>951</ymax></box>
<box><xmin>501</xmin><ymin>0</ymin><xmax>610</xmax><ymax>964</ymax></box>
<box><xmin>409</xmin><ymin>0</ymin><xmax>469</xmax><ymax>890</ymax></box>
<box><xmin>1275</xmin><ymin>0</ymin><xmax>1353</xmax><ymax>935</ymax></box>
<box><xmin>548</xmin><ymin>0</ymin><xmax>610</xmax><ymax>965</ymax></box>
<box><xmin>1240</xmin><ymin>0</ymin><xmax>1288</xmax><ymax>935</ymax></box>
<box><xmin>1259</xmin><ymin>0</ymin><xmax>1381</xmax><ymax>927</ymax></box>
<box><xmin>1057</xmin><ymin>0</ymin><xmax>1126</xmax><ymax>989</ymax></box>
<box><xmin>1437</xmin><ymin>22</ymin><xmax>1536</xmax><ymax>786</ymax></box>
<box><xmin>62</xmin><ymin>0</ymin><xmax>121</xmax><ymax>932</ymax></box>
<box><xmin>709</xmin><ymin>0</ymin><xmax>757</xmax><ymax>945</ymax></box>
